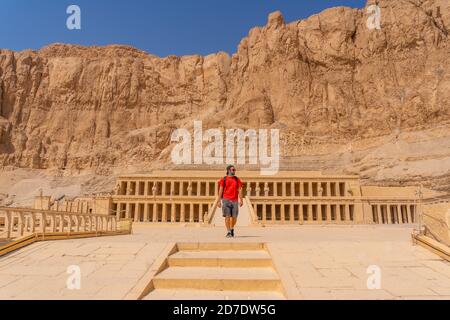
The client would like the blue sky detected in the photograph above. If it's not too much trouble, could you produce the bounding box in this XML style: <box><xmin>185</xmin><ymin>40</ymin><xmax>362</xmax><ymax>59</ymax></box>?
<box><xmin>0</xmin><ymin>0</ymin><xmax>366</xmax><ymax>57</ymax></box>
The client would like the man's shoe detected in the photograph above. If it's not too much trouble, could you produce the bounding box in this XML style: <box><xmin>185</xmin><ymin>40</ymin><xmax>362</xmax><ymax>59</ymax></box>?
<box><xmin>226</xmin><ymin>231</ymin><xmax>232</xmax><ymax>238</ymax></box>
<box><xmin>230</xmin><ymin>229</ymin><xmax>235</xmax><ymax>237</ymax></box>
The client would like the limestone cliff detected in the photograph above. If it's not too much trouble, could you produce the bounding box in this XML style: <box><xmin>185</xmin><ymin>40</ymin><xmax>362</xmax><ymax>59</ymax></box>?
<box><xmin>0</xmin><ymin>0</ymin><xmax>450</xmax><ymax>192</ymax></box>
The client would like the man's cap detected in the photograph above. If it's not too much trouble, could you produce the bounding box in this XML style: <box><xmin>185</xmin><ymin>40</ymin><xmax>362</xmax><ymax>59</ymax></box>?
<box><xmin>226</xmin><ymin>164</ymin><xmax>235</xmax><ymax>172</ymax></box>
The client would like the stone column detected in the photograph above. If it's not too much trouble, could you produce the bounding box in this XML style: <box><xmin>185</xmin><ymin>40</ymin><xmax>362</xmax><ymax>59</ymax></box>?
<box><xmin>336</xmin><ymin>205</ymin><xmax>342</xmax><ymax>223</ymax></box>
<box><xmin>41</xmin><ymin>213</ymin><xmax>47</xmax><ymax>233</ymax></box>
<box><xmin>125</xmin><ymin>203</ymin><xmax>131</xmax><ymax>219</ymax></box>
<box><xmin>68</xmin><ymin>215</ymin><xmax>72</xmax><ymax>233</ymax></box>
<box><xmin>188</xmin><ymin>182</ymin><xmax>192</xmax><ymax>196</ymax></box>
<box><xmin>271</xmin><ymin>204</ymin><xmax>275</xmax><ymax>222</ymax></box>
<box><xmin>299</xmin><ymin>182</ymin><xmax>304</xmax><ymax>197</ymax></box>
<box><xmin>345</xmin><ymin>204</ymin><xmax>351</xmax><ymax>222</ymax></box>
<box><xmin>289</xmin><ymin>204</ymin><xmax>294</xmax><ymax>222</ymax></box>
<box><xmin>325</xmin><ymin>204</ymin><xmax>331</xmax><ymax>222</ymax></box>
<box><xmin>317</xmin><ymin>205</ymin><xmax>322</xmax><ymax>223</ymax></box>
<box><xmin>152</xmin><ymin>204</ymin><xmax>158</xmax><ymax>222</ymax></box>
<box><xmin>125</xmin><ymin>181</ymin><xmax>130</xmax><ymax>196</ymax></box>
<box><xmin>376</xmin><ymin>205</ymin><xmax>382</xmax><ymax>224</ymax></box>
<box><xmin>31</xmin><ymin>213</ymin><xmax>36</xmax><ymax>233</ymax></box>
<box><xmin>280</xmin><ymin>204</ymin><xmax>285</xmax><ymax>223</ymax></box>
<box><xmin>59</xmin><ymin>215</ymin><xmax>64</xmax><ymax>232</ymax></box>
<box><xmin>181</xmin><ymin>204</ymin><xmax>186</xmax><ymax>223</ymax></box>
<box><xmin>197</xmin><ymin>181</ymin><xmax>201</xmax><ymax>196</ymax></box>
<box><xmin>189</xmin><ymin>203</ymin><xmax>194</xmax><ymax>223</ymax></box>
<box><xmin>290</xmin><ymin>183</ymin><xmax>295</xmax><ymax>198</ymax></box>
<box><xmin>171</xmin><ymin>203</ymin><xmax>176</xmax><ymax>222</ymax></box>
<box><xmin>134</xmin><ymin>205</ymin><xmax>140</xmax><ymax>222</ymax></box>
<box><xmin>144</xmin><ymin>181</ymin><xmax>149</xmax><ymax>196</ymax></box>
<box><xmin>406</xmin><ymin>205</ymin><xmax>412</xmax><ymax>223</ymax></box>
<box><xmin>18</xmin><ymin>213</ymin><xmax>24</xmax><ymax>237</ymax></box>
<box><xmin>308</xmin><ymin>183</ymin><xmax>313</xmax><ymax>198</ymax></box>
<box><xmin>307</xmin><ymin>204</ymin><xmax>312</xmax><ymax>221</ymax></box>
<box><xmin>162</xmin><ymin>203</ymin><xmax>167</xmax><ymax>222</ymax></box>
<box><xmin>170</xmin><ymin>181</ymin><xmax>175</xmax><ymax>197</ymax></box>
<box><xmin>160</xmin><ymin>181</ymin><xmax>165</xmax><ymax>196</ymax></box>
<box><xmin>299</xmin><ymin>205</ymin><xmax>304</xmax><ymax>224</ymax></box>
<box><xmin>262</xmin><ymin>203</ymin><xmax>267</xmax><ymax>223</ymax></box>
<box><xmin>144</xmin><ymin>203</ymin><xmax>150</xmax><ymax>222</ymax></box>
<box><xmin>282</xmin><ymin>182</ymin><xmax>286</xmax><ymax>197</ymax></box>
<box><xmin>75</xmin><ymin>216</ymin><xmax>80</xmax><ymax>232</ymax></box>
<box><xmin>273</xmin><ymin>183</ymin><xmax>278</xmax><ymax>197</ymax></box>
<box><xmin>51</xmin><ymin>215</ymin><xmax>56</xmax><ymax>232</ymax></box>
<box><xmin>327</xmin><ymin>183</ymin><xmax>331</xmax><ymax>198</ymax></box>
<box><xmin>386</xmin><ymin>206</ymin><xmax>392</xmax><ymax>224</ymax></box>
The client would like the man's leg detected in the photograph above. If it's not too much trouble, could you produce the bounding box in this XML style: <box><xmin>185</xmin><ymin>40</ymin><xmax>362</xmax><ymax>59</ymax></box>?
<box><xmin>231</xmin><ymin>217</ymin><xmax>237</xmax><ymax>228</ymax></box>
<box><xmin>225</xmin><ymin>216</ymin><xmax>231</xmax><ymax>230</ymax></box>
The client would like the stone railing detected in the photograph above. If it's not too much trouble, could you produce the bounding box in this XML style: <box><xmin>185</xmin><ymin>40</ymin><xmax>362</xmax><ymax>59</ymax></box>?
<box><xmin>205</xmin><ymin>197</ymin><xmax>221</xmax><ymax>225</ymax></box>
<box><xmin>0</xmin><ymin>207</ymin><xmax>120</xmax><ymax>241</ymax></box>
<box><xmin>245</xmin><ymin>196</ymin><xmax>259</xmax><ymax>225</ymax></box>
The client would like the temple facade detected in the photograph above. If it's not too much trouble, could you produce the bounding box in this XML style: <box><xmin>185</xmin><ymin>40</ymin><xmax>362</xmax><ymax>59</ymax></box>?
<box><xmin>107</xmin><ymin>171</ymin><xmax>428</xmax><ymax>225</ymax></box>
<box><xmin>34</xmin><ymin>170</ymin><xmax>436</xmax><ymax>225</ymax></box>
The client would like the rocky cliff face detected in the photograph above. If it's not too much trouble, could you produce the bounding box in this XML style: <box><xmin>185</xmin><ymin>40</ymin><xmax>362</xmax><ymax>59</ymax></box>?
<box><xmin>0</xmin><ymin>0</ymin><xmax>449</xmax><ymax>192</ymax></box>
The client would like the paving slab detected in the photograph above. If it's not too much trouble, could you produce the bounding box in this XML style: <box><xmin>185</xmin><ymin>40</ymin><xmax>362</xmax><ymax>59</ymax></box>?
<box><xmin>0</xmin><ymin>224</ymin><xmax>448</xmax><ymax>299</ymax></box>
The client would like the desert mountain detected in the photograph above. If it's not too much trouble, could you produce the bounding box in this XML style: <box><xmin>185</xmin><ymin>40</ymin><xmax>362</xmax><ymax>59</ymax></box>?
<box><xmin>0</xmin><ymin>0</ymin><xmax>449</xmax><ymax>205</ymax></box>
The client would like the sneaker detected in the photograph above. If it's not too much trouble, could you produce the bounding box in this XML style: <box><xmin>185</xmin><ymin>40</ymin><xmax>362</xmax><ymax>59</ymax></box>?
<box><xmin>230</xmin><ymin>229</ymin><xmax>235</xmax><ymax>237</ymax></box>
<box><xmin>226</xmin><ymin>231</ymin><xmax>232</xmax><ymax>238</ymax></box>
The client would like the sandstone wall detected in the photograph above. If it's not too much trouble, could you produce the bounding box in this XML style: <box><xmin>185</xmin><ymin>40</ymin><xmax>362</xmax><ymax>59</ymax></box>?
<box><xmin>0</xmin><ymin>0</ymin><xmax>449</xmax><ymax>190</ymax></box>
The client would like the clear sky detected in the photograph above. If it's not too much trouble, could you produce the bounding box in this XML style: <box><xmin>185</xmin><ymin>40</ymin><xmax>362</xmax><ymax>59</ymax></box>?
<box><xmin>0</xmin><ymin>0</ymin><xmax>367</xmax><ymax>57</ymax></box>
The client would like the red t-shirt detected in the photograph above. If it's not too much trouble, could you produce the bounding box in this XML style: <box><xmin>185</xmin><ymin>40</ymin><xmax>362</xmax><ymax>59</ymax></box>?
<box><xmin>219</xmin><ymin>176</ymin><xmax>242</xmax><ymax>201</ymax></box>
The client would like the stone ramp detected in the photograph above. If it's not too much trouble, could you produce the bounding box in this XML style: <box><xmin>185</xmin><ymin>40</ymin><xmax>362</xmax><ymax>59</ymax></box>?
<box><xmin>145</xmin><ymin>289</ymin><xmax>284</xmax><ymax>300</ymax></box>
<box><xmin>211</xmin><ymin>199</ymin><xmax>252</xmax><ymax>227</ymax></box>
<box><xmin>143</xmin><ymin>242</ymin><xmax>285</xmax><ymax>300</ymax></box>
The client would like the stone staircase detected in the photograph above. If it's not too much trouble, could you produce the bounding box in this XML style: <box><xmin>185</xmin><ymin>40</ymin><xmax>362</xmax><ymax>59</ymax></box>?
<box><xmin>143</xmin><ymin>242</ymin><xmax>285</xmax><ymax>300</ymax></box>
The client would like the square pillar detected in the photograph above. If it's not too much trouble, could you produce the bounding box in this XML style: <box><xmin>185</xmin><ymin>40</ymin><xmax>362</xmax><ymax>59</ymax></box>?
<box><xmin>377</xmin><ymin>205</ymin><xmax>382</xmax><ymax>224</ymax></box>
<box><xmin>152</xmin><ymin>203</ymin><xmax>158</xmax><ymax>222</ymax></box>
<box><xmin>125</xmin><ymin>203</ymin><xmax>131</xmax><ymax>219</ymax></box>
<box><xmin>289</xmin><ymin>204</ymin><xmax>294</xmax><ymax>222</ymax></box>
<box><xmin>262</xmin><ymin>203</ymin><xmax>267</xmax><ymax>223</ymax></box>
<box><xmin>189</xmin><ymin>203</ymin><xmax>194</xmax><ymax>223</ymax></box>
<box><xmin>406</xmin><ymin>204</ymin><xmax>412</xmax><ymax>223</ymax></box>
<box><xmin>299</xmin><ymin>205</ymin><xmax>304</xmax><ymax>224</ymax></box>
<box><xmin>162</xmin><ymin>181</ymin><xmax>167</xmax><ymax>196</ymax></box>
<box><xmin>171</xmin><ymin>203</ymin><xmax>176</xmax><ymax>222</ymax></box>
<box><xmin>144</xmin><ymin>203</ymin><xmax>150</xmax><ymax>222</ymax></box>
<box><xmin>162</xmin><ymin>203</ymin><xmax>167</xmax><ymax>222</ymax></box>
<box><xmin>144</xmin><ymin>182</ymin><xmax>149</xmax><ymax>196</ymax></box>
<box><xmin>181</xmin><ymin>204</ymin><xmax>186</xmax><ymax>222</ymax></box>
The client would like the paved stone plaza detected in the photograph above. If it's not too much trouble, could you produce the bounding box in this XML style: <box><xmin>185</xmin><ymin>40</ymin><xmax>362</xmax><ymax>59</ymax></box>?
<box><xmin>0</xmin><ymin>224</ymin><xmax>449</xmax><ymax>300</ymax></box>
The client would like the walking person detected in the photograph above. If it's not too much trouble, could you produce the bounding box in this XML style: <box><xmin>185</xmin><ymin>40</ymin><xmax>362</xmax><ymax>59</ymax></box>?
<box><xmin>217</xmin><ymin>165</ymin><xmax>243</xmax><ymax>238</ymax></box>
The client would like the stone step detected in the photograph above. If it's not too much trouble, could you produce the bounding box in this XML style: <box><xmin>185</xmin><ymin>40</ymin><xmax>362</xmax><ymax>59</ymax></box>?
<box><xmin>176</xmin><ymin>242</ymin><xmax>265</xmax><ymax>251</ymax></box>
<box><xmin>144</xmin><ymin>289</ymin><xmax>284</xmax><ymax>300</ymax></box>
<box><xmin>168</xmin><ymin>250</ymin><xmax>272</xmax><ymax>268</ymax></box>
<box><xmin>153</xmin><ymin>266</ymin><xmax>282</xmax><ymax>291</ymax></box>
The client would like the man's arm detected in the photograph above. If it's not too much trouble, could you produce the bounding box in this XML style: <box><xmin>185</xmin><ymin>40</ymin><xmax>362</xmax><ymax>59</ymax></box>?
<box><xmin>217</xmin><ymin>185</ymin><xmax>223</xmax><ymax>208</ymax></box>
<box><xmin>238</xmin><ymin>186</ymin><xmax>243</xmax><ymax>207</ymax></box>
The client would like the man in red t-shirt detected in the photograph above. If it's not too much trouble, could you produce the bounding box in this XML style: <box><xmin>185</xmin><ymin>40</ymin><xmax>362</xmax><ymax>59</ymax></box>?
<box><xmin>217</xmin><ymin>165</ymin><xmax>243</xmax><ymax>238</ymax></box>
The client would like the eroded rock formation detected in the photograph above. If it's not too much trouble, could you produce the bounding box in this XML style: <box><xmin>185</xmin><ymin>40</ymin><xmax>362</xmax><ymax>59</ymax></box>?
<box><xmin>0</xmin><ymin>0</ymin><xmax>449</xmax><ymax>192</ymax></box>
